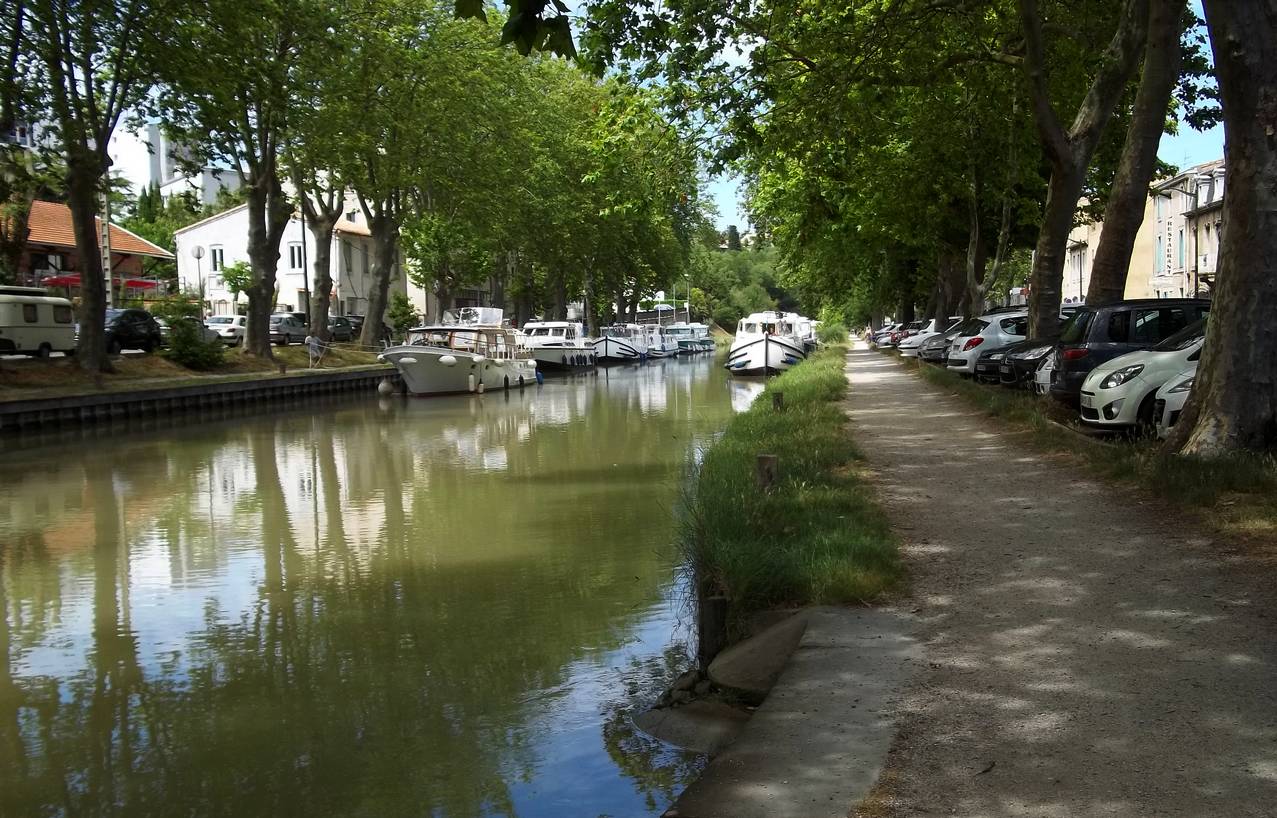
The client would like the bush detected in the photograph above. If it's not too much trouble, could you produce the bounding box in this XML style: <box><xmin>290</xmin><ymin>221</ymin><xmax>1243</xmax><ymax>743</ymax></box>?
<box><xmin>163</xmin><ymin>318</ymin><xmax>225</xmax><ymax>370</ymax></box>
<box><xmin>681</xmin><ymin>346</ymin><xmax>901</xmax><ymax>628</ymax></box>
<box><xmin>816</xmin><ymin>322</ymin><xmax>849</xmax><ymax>344</ymax></box>
<box><xmin>149</xmin><ymin>295</ymin><xmax>201</xmax><ymax>322</ymax></box>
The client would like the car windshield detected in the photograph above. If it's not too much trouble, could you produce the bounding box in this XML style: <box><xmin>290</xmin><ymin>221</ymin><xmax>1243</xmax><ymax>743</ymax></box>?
<box><xmin>1058</xmin><ymin>310</ymin><xmax>1093</xmax><ymax>344</ymax></box>
<box><xmin>955</xmin><ymin>318</ymin><xmax>987</xmax><ymax>337</ymax></box>
<box><xmin>1154</xmin><ymin>317</ymin><xmax>1207</xmax><ymax>351</ymax></box>
<box><xmin>270</xmin><ymin>317</ymin><xmax>282</xmax><ymax>325</ymax></box>
<box><xmin>105</xmin><ymin>309</ymin><xmax>125</xmax><ymax>322</ymax></box>
<box><xmin>207</xmin><ymin>317</ymin><xmax>233</xmax><ymax>325</ymax></box>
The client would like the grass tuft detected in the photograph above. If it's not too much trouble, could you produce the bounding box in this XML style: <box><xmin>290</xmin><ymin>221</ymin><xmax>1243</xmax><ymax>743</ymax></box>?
<box><xmin>681</xmin><ymin>346</ymin><xmax>901</xmax><ymax>627</ymax></box>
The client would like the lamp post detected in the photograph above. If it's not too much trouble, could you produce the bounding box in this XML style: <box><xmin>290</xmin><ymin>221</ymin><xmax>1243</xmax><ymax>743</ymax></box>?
<box><xmin>191</xmin><ymin>245</ymin><xmax>206</xmax><ymax>320</ymax></box>
<box><xmin>683</xmin><ymin>274</ymin><xmax>691</xmax><ymax>323</ymax></box>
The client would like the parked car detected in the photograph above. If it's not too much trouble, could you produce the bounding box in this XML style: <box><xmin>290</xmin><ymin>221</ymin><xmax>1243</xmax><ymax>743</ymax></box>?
<box><xmin>899</xmin><ymin>317</ymin><xmax>961</xmax><ymax>358</ymax></box>
<box><xmin>0</xmin><ymin>286</ymin><xmax>76</xmax><ymax>357</ymax></box>
<box><xmin>1155</xmin><ymin>367</ymin><xmax>1197</xmax><ymax>439</ymax></box>
<box><xmin>1050</xmin><ymin>298</ymin><xmax>1210</xmax><ymax>406</ymax></box>
<box><xmin>1078</xmin><ymin>319</ymin><xmax>1207</xmax><ymax>429</ymax></box>
<box><xmin>888</xmin><ymin>320</ymin><xmax>925</xmax><ymax>346</ymax></box>
<box><xmin>158</xmin><ymin>317</ymin><xmax>220</xmax><ymax>345</ymax></box>
<box><xmin>919</xmin><ymin>325</ymin><xmax>963</xmax><ymax>365</ymax></box>
<box><xmin>327</xmin><ymin>315</ymin><xmax>354</xmax><ymax>342</ymax></box>
<box><xmin>996</xmin><ymin>338</ymin><xmax>1058</xmax><ymax>388</ymax></box>
<box><xmin>946</xmin><ymin>312</ymin><xmax>1028</xmax><ymax>375</ymax></box>
<box><xmin>870</xmin><ymin>322</ymin><xmax>901</xmax><ymax>347</ymax></box>
<box><xmin>974</xmin><ymin>345</ymin><xmax>1015</xmax><ymax>383</ymax></box>
<box><xmin>269</xmin><ymin>313</ymin><xmax>307</xmax><ymax>345</ymax></box>
<box><xmin>205</xmin><ymin>314</ymin><xmax>247</xmax><ymax>346</ymax></box>
<box><xmin>346</xmin><ymin>314</ymin><xmax>366</xmax><ymax>335</ymax></box>
<box><xmin>93</xmin><ymin>308</ymin><xmax>163</xmax><ymax>354</ymax></box>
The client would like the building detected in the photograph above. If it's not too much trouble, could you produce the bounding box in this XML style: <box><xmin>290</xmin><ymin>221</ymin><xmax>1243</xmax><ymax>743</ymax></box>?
<box><xmin>1151</xmin><ymin>159</ymin><xmax>1224</xmax><ymax>299</ymax></box>
<box><xmin>174</xmin><ymin>196</ymin><xmax>443</xmax><ymax>319</ymax></box>
<box><xmin>108</xmin><ymin>124</ymin><xmax>241</xmax><ymax>206</ymax></box>
<box><xmin>15</xmin><ymin>200</ymin><xmax>173</xmax><ymax>301</ymax></box>
<box><xmin>1061</xmin><ymin>195</ymin><xmax>1158</xmax><ymax>303</ymax></box>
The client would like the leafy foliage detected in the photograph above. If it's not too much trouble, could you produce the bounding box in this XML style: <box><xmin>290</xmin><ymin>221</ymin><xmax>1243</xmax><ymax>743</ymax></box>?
<box><xmin>162</xmin><ymin>318</ymin><xmax>226</xmax><ymax>370</ymax></box>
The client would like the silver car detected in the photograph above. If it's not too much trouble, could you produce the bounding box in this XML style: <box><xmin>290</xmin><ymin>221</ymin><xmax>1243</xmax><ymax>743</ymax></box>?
<box><xmin>946</xmin><ymin>312</ymin><xmax>1029</xmax><ymax>375</ymax></box>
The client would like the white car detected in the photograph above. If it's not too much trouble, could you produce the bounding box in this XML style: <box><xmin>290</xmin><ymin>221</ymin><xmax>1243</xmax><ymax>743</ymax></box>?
<box><xmin>899</xmin><ymin>317</ymin><xmax>961</xmax><ymax>358</ymax></box>
<box><xmin>946</xmin><ymin>312</ymin><xmax>1028</xmax><ymax>375</ymax></box>
<box><xmin>1155</xmin><ymin>367</ymin><xmax>1196</xmax><ymax>439</ymax></box>
<box><xmin>205</xmin><ymin>314</ymin><xmax>247</xmax><ymax>346</ymax></box>
<box><xmin>1078</xmin><ymin>319</ymin><xmax>1206</xmax><ymax>428</ymax></box>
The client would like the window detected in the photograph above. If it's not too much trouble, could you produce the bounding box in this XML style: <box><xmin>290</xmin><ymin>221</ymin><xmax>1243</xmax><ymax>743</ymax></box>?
<box><xmin>53</xmin><ymin>305</ymin><xmax>72</xmax><ymax>324</ymax></box>
<box><xmin>346</xmin><ymin>210</ymin><xmax>358</xmax><ymax>222</ymax></box>
<box><xmin>211</xmin><ymin>246</ymin><xmax>224</xmax><ymax>272</ymax></box>
<box><xmin>1155</xmin><ymin>235</ymin><xmax>1163</xmax><ymax>273</ymax></box>
<box><xmin>22</xmin><ymin>304</ymin><xmax>37</xmax><ymax>323</ymax></box>
<box><xmin>343</xmin><ymin>242</ymin><xmax>353</xmax><ymax>274</ymax></box>
<box><xmin>1177</xmin><ymin>229</ymin><xmax>1184</xmax><ymax>268</ymax></box>
<box><xmin>1000</xmin><ymin>317</ymin><xmax>1028</xmax><ymax>336</ymax></box>
<box><xmin>1130</xmin><ymin>307</ymin><xmax>1189</xmax><ymax>345</ymax></box>
<box><xmin>289</xmin><ymin>243</ymin><xmax>303</xmax><ymax>269</ymax></box>
<box><xmin>1106</xmin><ymin>311</ymin><xmax>1130</xmax><ymax>343</ymax></box>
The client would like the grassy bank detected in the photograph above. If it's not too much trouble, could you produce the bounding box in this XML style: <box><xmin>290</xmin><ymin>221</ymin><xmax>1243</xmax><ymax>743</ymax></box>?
<box><xmin>907</xmin><ymin>355</ymin><xmax>1277</xmax><ymax>546</ymax></box>
<box><xmin>683</xmin><ymin>347</ymin><xmax>901</xmax><ymax>627</ymax></box>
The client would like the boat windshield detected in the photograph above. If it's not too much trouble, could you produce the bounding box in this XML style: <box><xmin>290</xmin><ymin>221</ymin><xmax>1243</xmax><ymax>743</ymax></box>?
<box><xmin>527</xmin><ymin>327</ymin><xmax>551</xmax><ymax>336</ymax></box>
<box><xmin>602</xmin><ymin>327</ymin><xmax>628</xmax><ymax>338</ymax></box>
<box><xmin>667</xmin><ymin>327</ymin><xmax>689</xmax><ymax>336</ymax></box>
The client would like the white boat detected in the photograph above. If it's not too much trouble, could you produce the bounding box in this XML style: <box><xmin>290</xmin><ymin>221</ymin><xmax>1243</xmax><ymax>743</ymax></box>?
<box><xmin>644</xmin><ymin>324</ymin><xmax>680</xmax><ymax>358</ymax></box>
<box><xmin>665</xmin><ymin>322</ymin><xmax>714</xmax><ymax>354</ymax></box>
<box><xmin>725</xmin><ymin>311</ymin><xmax>808</xmax><ymax>375</ymax></box>
<box><xmin>591</xmin><ymin>323</ymin><xmax>648</xmax><ymax>363</ymax></box>
<box><xmin>379</xmin><ymin>307</ymin><xmax>537</xmax><ymax>396</ymax></box>
<box><xmin>790</xmin><ymin>314</ymin><xmax>818</xmax><ymax>352</ymax></box>
<box><xmin>521</xmin><ymin>320</ymin><xmax>596</xmax><ymax>371</ymax></box>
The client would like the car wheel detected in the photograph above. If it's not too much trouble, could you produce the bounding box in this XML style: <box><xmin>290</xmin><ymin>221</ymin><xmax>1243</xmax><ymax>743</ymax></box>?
<box><xmin>36</xmin><ymin>343</ymin><xmax>52</xmax><ymax>359</ymax></box>
<box><xmin>108</xmin><ymin>339</ymin><xmax>122</xmax><ymax>355</ymax></box>
<box><xmin>1133</xmin><ymin>392</ymin><xmax>1159</xmax><ymax>438</ymax></box>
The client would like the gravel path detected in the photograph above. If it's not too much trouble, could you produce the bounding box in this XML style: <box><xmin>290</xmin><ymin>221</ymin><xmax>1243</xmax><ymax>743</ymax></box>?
<box><xmin>843</xmin><ymin>346</ymin><xmax>1277</xmax><ymax>818</ymax></box>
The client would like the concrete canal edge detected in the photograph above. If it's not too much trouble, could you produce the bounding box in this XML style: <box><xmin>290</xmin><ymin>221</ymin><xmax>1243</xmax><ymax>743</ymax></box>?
<box><xmin>662</xmin><ymin>606</ymin><xmax>919</xmax><ymax>818</ymax></box>
<box><xmin>0</xmin><ymin>365</ymin><xmax>402</xmax><ymax>433</ymax></box>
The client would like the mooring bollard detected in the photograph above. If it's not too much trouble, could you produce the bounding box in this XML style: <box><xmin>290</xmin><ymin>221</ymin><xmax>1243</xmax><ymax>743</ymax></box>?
<box><xmin>756</xmin><ymin>453</ymin><xmax>778</xmax><ymax>490</ymax></box>
<box><xmin>278</xmin><ymin>362</ymin><xmax>287</xmax><ymax>375</ymax></box>
<box><xmin>772</xmin><ymin>390</ymin><xmax>785</xmax><ymax>411</ymax></box>
<box><xmin>698</xmin><ymin>593</ymin><xmax>729</xmax><ymax>669</ymax></box>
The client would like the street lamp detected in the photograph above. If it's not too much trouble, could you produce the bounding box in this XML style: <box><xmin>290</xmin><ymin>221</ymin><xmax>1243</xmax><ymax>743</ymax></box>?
<box><xmin>191</xmin><ymin>245</ymin><xmax>206</xmax><ymax>320</ymax></box>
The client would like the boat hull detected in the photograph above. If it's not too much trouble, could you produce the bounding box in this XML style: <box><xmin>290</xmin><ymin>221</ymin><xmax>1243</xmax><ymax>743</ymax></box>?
<box><xmin>647</xmin><ymin>341</ymin><xmax>679</xmax><ymax>358</ymax></box>
<box><xmin>677</xmin><ymin>338</ymin><xmax>714</xmax><ymax>354</ymax></box>
<box><xmin>528</xmin><ymin>344</ymin><xmax>597</xmax><ymax>371</ymax></box>
<box><xmin>380</xmin><ymin>346</ymin><xmax>538</xmax><ymax>396</ymax></box>
<box><xmin>591</xmin><ymin>337</ymin><xmax>645</xmax><ymax>363</ymax></box>
<box><xmin>725</xmin><ymin>335</ymin><xmax>806</xmax><ymax>375</ymax></box>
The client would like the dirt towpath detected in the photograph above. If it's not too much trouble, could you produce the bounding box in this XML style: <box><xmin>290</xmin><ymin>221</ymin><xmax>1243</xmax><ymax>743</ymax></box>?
<box><xmin>843</xmin><ymin>346</ymin><xmax>1277</xmax><ymax>817</ymax></box>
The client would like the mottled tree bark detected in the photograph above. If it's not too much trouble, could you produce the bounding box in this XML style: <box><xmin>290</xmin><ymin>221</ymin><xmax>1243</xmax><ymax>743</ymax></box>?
<box><xmin>65</xmin><ymin>158</ymin><xmax>110</xmax><ymax>371</ymax></box>
<box><xmin>1020</xmin><ymin>0</ymin><xmax>1149</xmax><ymax>338</ymax></box>
<box><xmin>1166</xmin><ymin>0</ymin><xmax>1277</xmax><ymax>456</ymax></box>
<box><xmin>1087</xmin><ymin>0</ymin><xmax>1183</xmax><ymax>307</ymax></box>
<box><xmin>359</xmin><ymin>212</ymin><xmax>397</xmax><ymax>348</ymax></box>
<box><xmin>242</xmin><ymin>171</ymin><xmax>291</xmax><ymax>358</ymax></box>
<box><xmin>297</xmin><ymin>185</ymin><xmax>341</xmax><ymax>341</ymax></box>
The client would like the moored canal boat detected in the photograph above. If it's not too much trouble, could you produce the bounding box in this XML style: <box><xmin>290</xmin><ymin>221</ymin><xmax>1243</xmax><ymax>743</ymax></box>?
<box><xmin>591</xmin><ymin>324</ymin><xmax>648</xmax><ymax>363</ymax></box>
<box><xmin>644</xmin><ymin>324</ymin><xmax>680</xmax><ymax>358</ymax></box>
<box><xmin>379</xmin><ymin>308</ymin><xmax>537</xmax><ymax>395</ymax></box>
<box><xmin>521</xmin><ymin>320</ymin><xmax>596</xmax><ymax>371</ymax></box>
<box><xmin>666</xmin><ymin>322</ymin><xmax>714</xmax><ymax>354</ymax></box>
<box><xmin>725</xmin><ymin>311</ymin><xmax>808</xmax><ymax>375</ymax></box>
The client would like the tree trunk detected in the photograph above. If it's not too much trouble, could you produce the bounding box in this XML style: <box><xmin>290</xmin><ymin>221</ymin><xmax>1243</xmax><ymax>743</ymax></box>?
<box><xmin>552</xmin><ymin>274</ymin><xmax>567</xmax><ymax>320</ymax></box>
<box><xmin>1087</xmin><ymin>0</ymin><xmax>1183</xmax><ymax>308</ymax></box>
<box><xmin>615</xmin><ymin>289</ymin><xmax>629</xmax><ymax>325</ymax></box>
<box><xmin>305</xmin><ymin>213</ymin><xmax>338</xmax><ymax>341</ymax></box>
<box><xmin>583</xmin><ymin>268</ymin><xmax>599</xmax><ymax>337</ymax></box>
<box><xmin>358</xmin><ymin>213</ymin><xmax>397</xmax><ymax>348</ymax></box>
<box><xmin>1028</xmin><ymin>167</ymin><xmax>1087</xmax><ymax>337</ymax></box>
<box><xmin>434</xmin><ymin>266</ymin><xmax>453</xmax><ymax>319</ymax></box>
<box><xmin>899</xmin><ymin>300</ymin><xmax>916</xmax><ymax>323</ymax></box>
<box><xmin>242</xmin><ymin>173</ymin><xmax>290</xmax><ymax>358</ymax></box>
<box><xmin>1166</xmin><ymin>0</ymin><xmax>1277</xmax><ymax>456</ymax></box>
<box><xmin>65</xmin><ymin>161</ymin><xmax>109</xmax><ymax>373</ymax></box>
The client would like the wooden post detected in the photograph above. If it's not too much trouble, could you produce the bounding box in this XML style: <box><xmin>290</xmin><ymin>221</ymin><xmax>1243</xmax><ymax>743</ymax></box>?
<box><xmin>772</xmin><ymin>390</ymin><xmax>785</xmax><ymax>411</ymax></box>
<box><xmin>756</xmin><ymin>454</ymin><xmax>778</xmax><ymax>490</ymax></box>
<box><xmin>698</xmin><ymin>593</ymin><xmax>729</xmax><ymax>669</ymax></box>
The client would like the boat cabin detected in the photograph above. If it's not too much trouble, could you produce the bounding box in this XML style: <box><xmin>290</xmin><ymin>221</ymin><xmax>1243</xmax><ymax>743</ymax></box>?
<box><xmin>405</xmin><ymin>326</ymin><xmax>527</xmax><ymax>361</ymax></box>
<box><xmin>523</xmin><ymin>321</ymin><xmax>586</xmax><ymax>341</ymax></box>
<box><xmin>600</xmin><ymin>324</ymin><xmax>643</xmax><ymax>340</ymax></box>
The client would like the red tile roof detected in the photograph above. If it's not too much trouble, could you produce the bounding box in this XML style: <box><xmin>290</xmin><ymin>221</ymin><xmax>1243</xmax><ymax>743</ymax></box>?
<box><xmin>26</xmin><ymin>200</ymin><xmax>175</xmax><ymax>259</ymax></box>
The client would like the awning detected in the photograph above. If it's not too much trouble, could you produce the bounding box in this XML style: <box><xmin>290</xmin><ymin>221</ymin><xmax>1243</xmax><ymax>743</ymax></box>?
<box><xmin>41</xmin><ymin>273</ymin><xmax>161</xmax><ymax>290</ymax></box>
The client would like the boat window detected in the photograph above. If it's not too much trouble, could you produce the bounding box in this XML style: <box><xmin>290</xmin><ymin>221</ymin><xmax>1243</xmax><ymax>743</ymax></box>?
<box><xmin>493</xmin><ymin>333</ymin><xmax>507</xmax><ymax>357</ymax></box>
<box><xmin>567</xmin><ymin>327</ymin><xmax>575</xmax><ymax>339</ymax></box>
<box><xmin>743</xmin><ymin>322</ymin><xmax>758</xmax><ymax>333</ymax></box>
<box><xmin>552</xmin><ymin>327</ymin><xmax>565</xmax><ymax>336</ymax></box>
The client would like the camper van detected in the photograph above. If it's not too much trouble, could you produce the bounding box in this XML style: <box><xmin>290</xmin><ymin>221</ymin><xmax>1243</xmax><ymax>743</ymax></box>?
<box><xmin>0</xmin><ymin>286</ymin><xmax>77</xmax><ymax>357</ymax></box>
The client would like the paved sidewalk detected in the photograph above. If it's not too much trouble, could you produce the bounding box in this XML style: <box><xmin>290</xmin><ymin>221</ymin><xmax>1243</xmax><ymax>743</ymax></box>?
<box><xmin>844</xmin><ymin>346</ymin><xmax>1277</xmax><ymax>817</ymax></box>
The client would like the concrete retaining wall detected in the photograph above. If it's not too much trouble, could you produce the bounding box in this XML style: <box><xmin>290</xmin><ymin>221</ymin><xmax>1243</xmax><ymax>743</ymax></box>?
<box><xmin>0</xmin><ymin>366</ymin><xmax>401</xmax><ymax>433</ymax></box>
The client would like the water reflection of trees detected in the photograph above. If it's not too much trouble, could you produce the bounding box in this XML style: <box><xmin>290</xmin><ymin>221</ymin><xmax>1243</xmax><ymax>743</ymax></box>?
<box><xmin>0</xmin><ymin>362</ymin><xmax>737</xmax><ymax>817</ymax></box>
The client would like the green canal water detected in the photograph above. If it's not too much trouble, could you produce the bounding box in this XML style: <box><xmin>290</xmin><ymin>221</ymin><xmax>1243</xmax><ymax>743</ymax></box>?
<box><xmin>0</xmin><ymin>358</ymin><xmax>767</xmax><ymax>818</ymax></box>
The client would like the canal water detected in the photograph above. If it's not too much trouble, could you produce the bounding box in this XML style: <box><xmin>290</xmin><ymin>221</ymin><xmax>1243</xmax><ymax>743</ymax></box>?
<box><xmin>0</xmin><ymin>358</ymin><xmax>762</xmax><ymax>818</ymax></box>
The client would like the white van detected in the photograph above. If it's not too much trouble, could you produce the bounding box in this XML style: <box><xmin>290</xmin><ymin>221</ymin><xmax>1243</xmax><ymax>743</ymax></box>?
<box><xmin>0</xmin><ymin>286</ymin><xmax>77</xmax><ymax>357</ymax></box>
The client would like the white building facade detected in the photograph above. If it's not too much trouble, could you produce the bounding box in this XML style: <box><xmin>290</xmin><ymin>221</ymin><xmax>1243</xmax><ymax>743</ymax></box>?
<box><xmin>1151</xmin><ymin>159</ymin><xmax>1224</xmax><ymax>299</ymax></box>
<box><xmin>174</xmin><ymin>197</ymin><xmax>435</xmax><ymax>320</ymax></box>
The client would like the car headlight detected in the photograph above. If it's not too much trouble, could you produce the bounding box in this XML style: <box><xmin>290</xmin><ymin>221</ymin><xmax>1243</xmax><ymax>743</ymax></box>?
<box><xmin>1020</xmin><ymin>345</ymin><xmax>1051</xmax><ymax>360</ymax></box>
<box><xmin>1100</xmin><ymin>364</ymin><xmax>1144</xmax><ymax>389</ymax></box>
<box><xmin>988</xmin><ymin>352</ymin><xmax>1004</xmax><ymax>361</ymax></box>
<box><xmin>1169</xmin><ymin>376</ymin><xmax>1195</xmax><ymax>393</ymax></box>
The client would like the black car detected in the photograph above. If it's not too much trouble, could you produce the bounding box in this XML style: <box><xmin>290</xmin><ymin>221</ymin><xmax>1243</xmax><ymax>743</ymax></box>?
<box><xmin>974</xmin><ymin>345</ymin><xmax>1013</xmax><ymax>383</ymax></box>
<box><xmin>327</xmin><ymin>315</ymin><xmax>354</xmax><ymax>342</ymax></box>
<box><xmin>101</xmin><ymin>308</ymin><xmax>163</xmax><ymax>354</ymax></box>
<box><xmin>918</xmin><ymin>327</ymin><xmax>961</xmax><ymax>364</ymax></box>
<box><xmin>1050</xmin><ymin>299</ymin><xmax>1210</xmax><ymax>406</ymax></box>
<box><xmin>997</xmin><ymin>337</ymin><xmax>1059</xmax><ymax>388</ymax></box>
